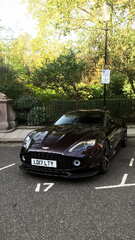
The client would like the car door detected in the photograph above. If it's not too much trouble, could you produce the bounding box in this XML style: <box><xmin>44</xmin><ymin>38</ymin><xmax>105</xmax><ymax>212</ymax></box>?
<box><xmin>105</xmin><ymin>115</ymin><xmax>122</xmax><ymax>152</ymax></box>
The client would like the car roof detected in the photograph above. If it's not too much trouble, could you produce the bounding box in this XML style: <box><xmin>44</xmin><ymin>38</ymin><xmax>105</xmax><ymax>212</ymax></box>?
<box><xmin>66</xmin><ymin>109</ymin><xmax>109</xmax><ymax>115</ymax></box>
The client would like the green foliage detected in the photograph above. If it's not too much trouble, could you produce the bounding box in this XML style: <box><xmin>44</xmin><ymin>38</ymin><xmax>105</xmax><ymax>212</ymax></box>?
<box><xmin>27</xmin><ymin>106</ymin><xmax>48</xmax><ymax>126</ymax></box>
<box><xmin>33</xmin><ymin>88</ymin><xmax>70</xmax><ymax>102</ymax></box>
<box><xmin>14</xmin><ymin>95</ymin><xmax>40</xmax><ymax>111</ymax></box>
<box><xmin>23</xmin><ymin>0</ymin><xmax>135</xmax><ymax>95</ymax></box>
<box><xmin>1</xmin><ymin>0</ymin><xmax>135</xmax><ymax>104</ymax></box>
<box><xmin>14</xmin><ymin>95</ymin><xmax>42</xmax><ymax>124</ymax></box>
<box><xmin>31</xmin><ymin>50</ymin><xmax>86</xmax><ymax>97</ymax></box>
<box><xmin>90</xmin><ymin>84</ymin><xmax>103</xmax><ymax>98</ymax></box>
<box><xmin>72</xmin><ymin>83</ymin><xmax>103</xmax><ymax>99</ymax></box>
<box><xmin>123</xmin><ymin>80</ymin><xmax>133</xmax><ymax>97</ymax></box>
<box><xmin>0</xmin><ymin>63</ymin><xmax>30</xmax><ymax>99</ymax></box>
<box><xmin>108</xmin><ymin>72</ymin><xmax>127</xmax><ymax>96</ymax></box>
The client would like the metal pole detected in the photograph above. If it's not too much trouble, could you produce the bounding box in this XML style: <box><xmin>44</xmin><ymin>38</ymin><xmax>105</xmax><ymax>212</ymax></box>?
<box><xmin>104</xmin><ymin>22</ymin><xmax>108</xmax><ymax>108</ymax></box>
<box><xmin>104</xmin><ymin>83</ymin><xmax>106</xmax><ymax>108</ymax></box>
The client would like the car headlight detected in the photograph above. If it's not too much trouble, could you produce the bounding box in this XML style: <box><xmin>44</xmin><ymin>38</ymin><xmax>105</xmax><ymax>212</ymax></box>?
<box><xmin>23</xmin><ymin>131</ymin><xmax>48</xmax><ymax>149</ymax></box>
<box><xmin>69</xmin><ymin>139</ymin><xmax>96</xmax><ymax>153</ymax></box>
<box><xmin>24</xmin><ymin>135</ymin><xmax>32</xmax><ymax>149</ymax></box>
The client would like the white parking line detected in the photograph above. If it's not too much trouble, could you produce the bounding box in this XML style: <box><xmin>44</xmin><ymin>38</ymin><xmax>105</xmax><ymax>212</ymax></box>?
<box><xmin>95</xmin><ymin>183</ymin><xmax>135</xmax><ymax>190</ymax></box>
<box><xmin>0</xmin><ymin>163</ymin><xmax>16</xmax><ymax>171</ymax></box>
<box><xmin>95</xmin><ymin>173</ymin><xmax>133</xmax><ymax>190</ymax></box>
<box><xmin>129</xmin><ymin>158</ymin><xmax>134</xmax><ymax>167</ymax></box>
<box><xmin>120</xmin><ymin>173</ymin><xmax>128</xmax><ymax>185</ymax></box>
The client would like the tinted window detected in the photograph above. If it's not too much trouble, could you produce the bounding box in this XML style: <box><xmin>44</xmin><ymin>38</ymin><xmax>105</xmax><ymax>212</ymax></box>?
<box><xmin>54</xmin><ymin>114</ymin><xmax>78</xmax><ymax>126</ymax></box>
<box><xmin>54</xmin><ymin>112</ymin><xmax>104</xmax><ymax>126</ymax></box>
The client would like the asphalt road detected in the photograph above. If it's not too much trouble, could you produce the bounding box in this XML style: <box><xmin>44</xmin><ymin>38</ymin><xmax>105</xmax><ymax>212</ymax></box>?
<box><xmin>0</xmin><ymin>139</ymin><xmax>135</xmax><ymax>240</ymax></box>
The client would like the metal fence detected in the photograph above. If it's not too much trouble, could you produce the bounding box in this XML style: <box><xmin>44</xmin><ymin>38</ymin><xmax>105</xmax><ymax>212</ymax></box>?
<box><xmin>14</xmin><ymin>98</ymin><xmax>135</xmax><ymax>126</ymax></box>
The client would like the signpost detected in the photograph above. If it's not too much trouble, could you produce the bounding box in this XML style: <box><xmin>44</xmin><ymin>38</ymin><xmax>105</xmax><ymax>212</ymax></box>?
<box><xmin>101</xmin><ymin>69</ymin><xmax>110</xmax><ymax>108</ymax></box>
<box><xmin>101</xmin><ymin>69</ymin><xmax>110</xmax><ymax>84</ymax></box>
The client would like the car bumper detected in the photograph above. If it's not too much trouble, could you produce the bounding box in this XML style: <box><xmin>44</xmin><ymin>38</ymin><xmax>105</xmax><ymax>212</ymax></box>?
<box><xmin>19</xmin><ymin>163</ymin><xmax>99</xmax><ymax>179</ymax></box>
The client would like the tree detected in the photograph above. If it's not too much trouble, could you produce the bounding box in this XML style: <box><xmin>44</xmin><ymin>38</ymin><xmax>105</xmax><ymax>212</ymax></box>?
<box><xmin>23</xmin><ymin>0</ymin><xmax>135</xmax><ymax>94</ymax></box>
<box><xmin>31</xmin><ymin>50</ymin><xmax>86</xmax><ymax>98</ymax></box>
<box><xmin>0</xmin><ymin>63</ymin><xmax>31</xmax><ymax>99</ymax></box>
<box><xmin>110</xmin><ymin>27</ymin><xmax>135</xmax><ymax>94</ymax></box>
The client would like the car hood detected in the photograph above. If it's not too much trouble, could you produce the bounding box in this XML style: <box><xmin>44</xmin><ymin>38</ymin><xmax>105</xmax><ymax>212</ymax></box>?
<box><xmin>30</xmin><ymin>124</ymin><xmax>104</xmax><ymax>152</ymax></box>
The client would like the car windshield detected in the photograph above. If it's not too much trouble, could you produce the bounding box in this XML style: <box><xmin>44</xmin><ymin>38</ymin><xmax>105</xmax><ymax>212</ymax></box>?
<box><xmin>54</xmin><ymin>111</ymin><xmax>104</xmax><ymax>126</ymax></box>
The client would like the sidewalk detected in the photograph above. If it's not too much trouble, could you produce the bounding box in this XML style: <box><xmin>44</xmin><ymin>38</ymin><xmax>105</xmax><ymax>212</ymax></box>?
<box><xmin>0</xmin><ymin>127</ymin><xmax>37</xmax><ymax>143</ymax></box>
<box><xmin>0</xmin><ymin>125</ymin><xmax>135</xmax><ymax>143</ymax></box>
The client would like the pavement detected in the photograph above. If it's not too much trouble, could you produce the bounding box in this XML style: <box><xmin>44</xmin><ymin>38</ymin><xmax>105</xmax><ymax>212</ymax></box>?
<box><xmin>0</xmin><ymin>126</ymin><xmax>37</xmax><ymax>143</ymax></box>
<box><xmin>0</xmin><ymin>125</ymin><xmax>135</xmax><ymax>143</ymax></box>
<box><xmin>1</xmin><ymin>138</ymin><xmax>135</xmax><ymax>240</ymax></box>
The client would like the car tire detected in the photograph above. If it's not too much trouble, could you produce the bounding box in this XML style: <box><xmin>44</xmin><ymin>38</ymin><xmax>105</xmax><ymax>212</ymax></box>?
<box><xmin>121</xmin><ymin>131</ymin><xmax>127</xmax><ymax>148</ymax></box>
<box><xmin>100</xmin><ymin>156</ymin><xmax>110</xmax><ymax>173</ymax></box>
<box><xmin>100</xmin><ymin>142</ymin><xmax>110</xmax><ymax>173</ymax></box>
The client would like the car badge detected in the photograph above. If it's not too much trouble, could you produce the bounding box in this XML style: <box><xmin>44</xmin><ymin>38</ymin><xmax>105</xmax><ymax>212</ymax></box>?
<box><xmin>42</xmin><ymin>146</ymin><xmax>50</xmax><ymax>150</ymax></box>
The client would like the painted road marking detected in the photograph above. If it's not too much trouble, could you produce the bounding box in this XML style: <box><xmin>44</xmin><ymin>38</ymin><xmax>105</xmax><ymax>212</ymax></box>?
<box><xmin>35</xmin><ymin>183</ymin><xmax>55</xmax><ymax>192</ymax></box>
<box><xmin>0</xmin><ymin>163</ymin><xmax>16</xmax><ymax>171</ymax></box>
<box><xmin>129</xmin><ymin>158</ymin><xmax>134</xmax><ymax>167</ymax></box>
<box><xmin>95</xmin><ymin>173</ymin><xmax>135</xmax><ymax>190</ymax></box>
<box><xmin>120</xmin><ymin>173</ymin><xmax>128</xmax><ymax>185</ymax></box>
<box><xmin>35</xmin><ymin>183</ymin><xmax>41</xmax><ymax>192</ymax></box>
<box><xmin>43</xmin><ymin>183</ymin><xmax>55</xmax><ymax>192</ymax></box>
<box><xmin>95</xmin><ymin>183</ymin><xmax>135</xmax><ymax>190</ymax></box>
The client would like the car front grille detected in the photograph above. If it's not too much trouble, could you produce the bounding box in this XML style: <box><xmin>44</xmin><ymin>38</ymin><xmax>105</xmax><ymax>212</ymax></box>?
<box><xmin>25</xmin><ymin>151</ymin><xmax>75</xmax><ymax>170</ymax></box>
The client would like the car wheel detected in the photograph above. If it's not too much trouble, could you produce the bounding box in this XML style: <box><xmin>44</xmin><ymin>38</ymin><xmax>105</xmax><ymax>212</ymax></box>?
<box><xmin>100</xmin><ymin>156</ymin><xmax>110</xmax><ymax>173</ymax></box>
<box><xmin>100</xmin><ymin>142</ymin><xmax>110</xmax><ymax>173</ymax></box>
<box><xmin>121</xmin><ymin>131</ymin><xmax>127</xmax><ymax>148</ymax></box>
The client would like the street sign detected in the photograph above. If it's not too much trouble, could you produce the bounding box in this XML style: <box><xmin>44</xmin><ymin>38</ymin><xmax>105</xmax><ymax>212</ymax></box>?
<box><xmin>101</xmin><ymin>69</ymin><xmax>110</xmax><ymax>84</ymax></box>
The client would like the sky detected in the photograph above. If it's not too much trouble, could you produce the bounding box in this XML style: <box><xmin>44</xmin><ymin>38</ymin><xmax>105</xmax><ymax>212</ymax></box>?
<box><xmin>0</xmin><ymin>0</ymin><xmax>37</xmax><ymax>39</ymax></box>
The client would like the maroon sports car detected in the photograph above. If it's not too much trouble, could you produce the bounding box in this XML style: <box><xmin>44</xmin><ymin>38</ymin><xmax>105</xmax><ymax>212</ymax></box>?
<box><xmin>20</xmin><ymin>109</ymin><xmax>127</xmax><ymax>178</ymax></box>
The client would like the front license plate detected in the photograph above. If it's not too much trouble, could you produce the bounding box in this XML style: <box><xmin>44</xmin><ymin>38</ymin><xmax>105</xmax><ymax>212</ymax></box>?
<box><xmin>31</xmin><ymin>158</ymin><xmax>57</xmax><ymax>168</ymax></box>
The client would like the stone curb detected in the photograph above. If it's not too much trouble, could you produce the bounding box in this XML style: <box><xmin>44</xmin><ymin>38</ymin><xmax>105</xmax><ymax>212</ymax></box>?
<box><xmin>0</xmin><ymin>138</ymin><xmax>23</xmax><ymax>143</ymax></box>
<box><xmin>0</xmin><ymin>128</ymin><xmax>16</xmax><ymax>133</ymax></box>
